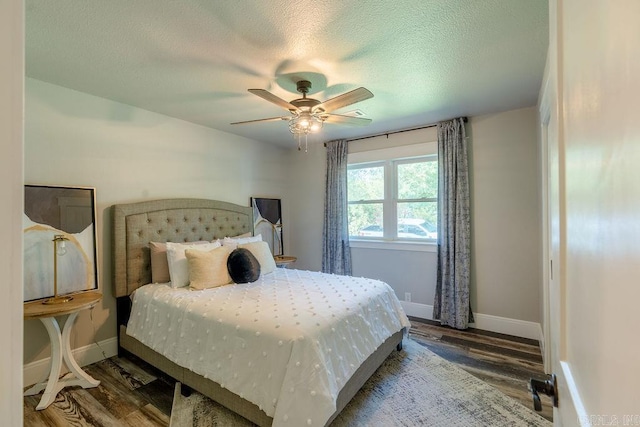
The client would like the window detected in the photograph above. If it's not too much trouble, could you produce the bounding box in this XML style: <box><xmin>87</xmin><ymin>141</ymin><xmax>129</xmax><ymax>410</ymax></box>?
<box><xmin>348</xmin><ymin>153</ymin><xmax>438</xmax><ymax>242</ymax></box>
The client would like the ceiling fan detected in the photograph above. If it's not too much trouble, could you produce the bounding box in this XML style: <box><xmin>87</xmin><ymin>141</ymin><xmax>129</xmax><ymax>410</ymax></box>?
<box><xmin>230</xmin><ymin>80</ymin><xmax>374</xmax><ymax>135</ymax></box>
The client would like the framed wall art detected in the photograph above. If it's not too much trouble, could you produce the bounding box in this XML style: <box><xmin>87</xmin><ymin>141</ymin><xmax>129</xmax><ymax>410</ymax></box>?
<box><xmin>23</xmin><ymin>185</ymin><xmax>99</xmax><ymax>302</ymax></box>
<box><xmin>251</xmin><ymin>197</ymin><xmax>283</xmax><ymax>256</ymax></box>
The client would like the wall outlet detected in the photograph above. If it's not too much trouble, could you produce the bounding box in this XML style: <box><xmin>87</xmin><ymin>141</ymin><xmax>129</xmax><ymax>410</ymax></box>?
<box><xmin>405</xmin><ymin>292</ymin><xmax>411</xmax><ymax>302</ymax></box>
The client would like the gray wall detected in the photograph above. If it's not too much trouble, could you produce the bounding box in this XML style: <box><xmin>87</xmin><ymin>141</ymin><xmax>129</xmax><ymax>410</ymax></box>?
<box><xmin>287</xmin><ymin>144</ymin><xmax>326</xmax><ymax>272</ymax></box>
<box><xmin>288</xmin><ymin>106</ymin><xmax>542</xmax><ymax>323</ymax></box>
<box><xmin>469</xmin><ymin>107</ymin><xmax>541</xmax><ymax>322</ymax></box>
<box><xmin>24</xmin><ymin>78</ymin><xmax>291</xmax><ymax>365</ymax></box>
<box><xmin>351</xmin><ymin>249</ymin><xmax>437</xmax><ymax>306</ymax></box>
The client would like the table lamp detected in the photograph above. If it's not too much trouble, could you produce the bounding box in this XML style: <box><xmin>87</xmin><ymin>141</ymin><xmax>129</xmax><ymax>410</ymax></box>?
<box><xmin>42</xmin><ymin>234</ymin><xmax>74</xmax><ymax>305</ymax></box>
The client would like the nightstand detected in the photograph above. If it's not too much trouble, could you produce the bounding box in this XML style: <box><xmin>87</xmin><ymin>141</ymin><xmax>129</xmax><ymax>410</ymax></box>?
<box><xmin>23</xmin><ymin>291</ymin><xmax>102</xmax><ymax>410</ymax></box>
<box><xmin>274</xmin><ymin>255</ymin><xmax>297</xmax><ymax>268</ymax></box>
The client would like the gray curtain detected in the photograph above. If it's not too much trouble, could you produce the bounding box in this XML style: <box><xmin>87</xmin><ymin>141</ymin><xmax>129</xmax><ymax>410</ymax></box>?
<box><xmin>322</xmin><ymin>139</ymin><xmax>352</xmax><ymax>275</ymax></box>
<box><xmin>433</xmin><ymin>118</ymin><xmax>473</xmax><ymax>329</ymax></box>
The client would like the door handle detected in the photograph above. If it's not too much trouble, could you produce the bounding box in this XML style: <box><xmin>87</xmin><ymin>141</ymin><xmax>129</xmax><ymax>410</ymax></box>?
<box><xmin>529</xmin><ymin>374</ymin><xmax>558</xmax><ymax>411</ymax></box>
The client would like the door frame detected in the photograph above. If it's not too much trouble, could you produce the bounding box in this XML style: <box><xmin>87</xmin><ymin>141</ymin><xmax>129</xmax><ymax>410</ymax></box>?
<box><xmin>539</xmin><ymin>2</ymin><xmax>585</xmax><ymax>423</ymax></box>
<box><xmin>538</xmin><ymin>73</ymin><xmax>552</xmax><ymax>374</ymax></box>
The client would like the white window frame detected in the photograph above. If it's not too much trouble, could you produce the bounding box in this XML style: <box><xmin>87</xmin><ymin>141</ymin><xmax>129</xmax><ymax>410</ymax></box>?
<box><xmin>348</xmin><ymin>142</ymin><xmax>438</xmax><ymax>252</ymax></box>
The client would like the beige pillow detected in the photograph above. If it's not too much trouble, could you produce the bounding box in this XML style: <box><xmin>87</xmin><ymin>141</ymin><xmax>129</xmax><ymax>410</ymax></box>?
<box><xmin>239</xmin><ymin>241</ymin><xmax>276</xmax><ymax>275</ymax></box>
<box><xmin>186</xmin><ymin>246</ymin><xmax>232</xmax><ymax>290</ymax></box>
<box><xmin>167</xmin><ymin>241</ymin><xmax>222</xmax><ymax>288</ymax></box>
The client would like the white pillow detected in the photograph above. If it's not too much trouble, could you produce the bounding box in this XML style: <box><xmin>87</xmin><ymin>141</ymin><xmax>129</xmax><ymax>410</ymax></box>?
<box><xmin>166</xmin><ymin>241</ymin><xmax>221</xmax><ymax>288</ymax></box>
<box><xmin>150</xmin><ymin>240</ymin><xmax>210</xmax><ymax>283</ymax></box>
<box><xmin>222</xmin><ymin>233</ymin><xmax>262</xmax><ymax>250</ymax></box>
<box><xmin>239</xmin><ymin>241</ymin><xmax>276</xmax><ymax>275</ymax></box>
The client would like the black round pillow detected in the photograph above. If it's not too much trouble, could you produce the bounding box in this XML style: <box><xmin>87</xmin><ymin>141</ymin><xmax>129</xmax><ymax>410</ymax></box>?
<box><xmin>227</xmin><ymin>248</ymin><xmax>261</xmax><ymax>283</ymax></box>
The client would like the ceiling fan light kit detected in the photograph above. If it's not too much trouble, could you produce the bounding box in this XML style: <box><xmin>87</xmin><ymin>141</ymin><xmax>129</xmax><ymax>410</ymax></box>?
<box><xmin>288</xmin><ymin>111</ymin><xmax>324</xmax><ymax>134</ymax></box>
<box><xmin>231</xmin><ymin>80</ymin><xmax>374</xmax><ymax>151</ymax></box>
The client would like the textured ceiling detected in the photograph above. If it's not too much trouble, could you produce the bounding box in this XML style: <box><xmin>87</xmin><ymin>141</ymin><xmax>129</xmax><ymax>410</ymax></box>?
<box><xmin>26</xmin><ymin>1</ymin><xmax>548</xmax><ymax>147</ymax></box>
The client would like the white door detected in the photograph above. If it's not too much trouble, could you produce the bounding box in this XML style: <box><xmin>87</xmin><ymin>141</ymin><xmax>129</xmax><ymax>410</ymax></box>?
<box><xmin>541</xmin><ymin>0</ymin><xmax>640</xmax><ymax>423</ymax></box>
<box><xmin>541</xmin><ymin>90</ymin><xmax>579</xmax><ymax>426</ymax></box>
<box><xmin>540</xmin><ymin>71</ymin><xmax>578</xmax><ymax>426</ymax></box>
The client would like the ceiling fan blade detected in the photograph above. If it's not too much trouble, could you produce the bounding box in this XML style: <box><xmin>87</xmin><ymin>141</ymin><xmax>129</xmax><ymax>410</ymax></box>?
<box><xmin>248</xmin><ymin>89</ymin><xmax>298</xmax><ymax>111</ymax></box>
<box><xmin>315</xmin><ymin>87</ymin><xmax>373</xmax><ymax>113</ymax></box>
<box><xmin>323</xmin><ymin>114</ymin><xmax>372</xmax><ymax>126</ymax></box>
<box><xmin>230</xmin><ymin>116</ymin><xmax>289</xmax><ymax>125</ymax></box>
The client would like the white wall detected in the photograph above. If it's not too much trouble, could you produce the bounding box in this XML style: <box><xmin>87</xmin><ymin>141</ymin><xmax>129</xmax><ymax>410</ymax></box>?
<box><xmin>558</xmin><ymin>0</ymin><xmax>640</xmax><ymax>418</ymax></box>
<box><xmin>288</xmin><ymin>107</ymin><xmax>542</xmax><ymax>335</ymax></box>
<box><xmin>24</xmin><ymin>78</ymin><xmax>291</xmax><ymax>367</ymax></box>
<box><xmin>0</xmin><ymin>0</ymin><xmax>24</xmax><ymax>423</ymax></box>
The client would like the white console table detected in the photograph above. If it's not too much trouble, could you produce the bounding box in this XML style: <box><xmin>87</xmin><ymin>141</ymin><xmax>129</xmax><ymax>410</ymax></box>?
<box><xmin>24</xmin><ymin>291</ymin><xmax>102</xmax><ymax>410</ymax></box>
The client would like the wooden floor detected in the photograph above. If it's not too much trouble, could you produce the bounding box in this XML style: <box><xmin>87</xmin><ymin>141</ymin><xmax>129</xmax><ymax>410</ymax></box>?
<box><xmin>23</xmin><ymin>318</ymin><xmax>553</xmax><ymax>426</ymax></box>
<box><xmin>408</xmin><ymin>317</ymin><xmax>553</xmax><ymax>422</ymax></box>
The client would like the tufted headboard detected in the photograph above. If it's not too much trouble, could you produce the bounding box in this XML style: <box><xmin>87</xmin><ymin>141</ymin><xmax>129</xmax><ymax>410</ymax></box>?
<box><xmin>112</xmin><ymin>198</ymin><xmax>253</xmax><ymax>297</ymax></box>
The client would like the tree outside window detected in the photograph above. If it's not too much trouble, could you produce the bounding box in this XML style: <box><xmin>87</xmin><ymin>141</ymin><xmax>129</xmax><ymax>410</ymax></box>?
<box><xmin>348</xmin><ymin>156</ymin><xmax>437</xmax><ymax>241</ymax></box>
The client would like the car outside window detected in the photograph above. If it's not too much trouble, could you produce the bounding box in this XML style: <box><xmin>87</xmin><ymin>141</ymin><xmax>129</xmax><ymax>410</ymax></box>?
<box><xmin>348</xmin><ymin>155</ymin><xmax>437</xmax><ymax>242</ymax></box>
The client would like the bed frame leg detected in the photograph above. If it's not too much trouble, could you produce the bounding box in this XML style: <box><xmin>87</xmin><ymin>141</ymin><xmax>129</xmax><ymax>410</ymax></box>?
<box><xmin>118</xmin><ymin>345</ymin><xmax>132</xmax><ymax>359</ymax></box>
<box><xmin>396</xmin><ymin>340</ymin><xmax>403</xmax><ymax>351</ymax></box>
<box><xmin>181</xmin><ymin>384</ymin><xmax>192</xmax><ymax>397</ymax></box>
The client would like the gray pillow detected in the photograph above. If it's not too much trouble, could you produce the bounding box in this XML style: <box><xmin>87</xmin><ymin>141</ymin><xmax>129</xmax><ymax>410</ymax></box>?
<box><xmin>227</xmin><ymin>248</ymin><xmax>261</xmax><ymax>283</ymax></box>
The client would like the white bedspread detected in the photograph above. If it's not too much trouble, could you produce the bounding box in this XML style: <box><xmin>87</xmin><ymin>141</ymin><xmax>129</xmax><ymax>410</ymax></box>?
<box><xmin>127</xmin><ymin>268</ymin><xmax>410</xmax><ymax>427</ymax></box>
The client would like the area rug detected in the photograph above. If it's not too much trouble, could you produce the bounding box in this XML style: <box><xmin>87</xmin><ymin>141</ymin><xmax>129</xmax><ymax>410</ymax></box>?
<box><xmin>170</xmin><ymin>338</ymin><xmax>550</xmax><ymax>427</ymax></box>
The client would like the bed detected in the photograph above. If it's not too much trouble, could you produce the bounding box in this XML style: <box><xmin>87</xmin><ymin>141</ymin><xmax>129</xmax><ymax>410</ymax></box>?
<box><xmin>112</xmin><ymin>198</ymin><xmax>410</xmax><ymax>426</ymax></box>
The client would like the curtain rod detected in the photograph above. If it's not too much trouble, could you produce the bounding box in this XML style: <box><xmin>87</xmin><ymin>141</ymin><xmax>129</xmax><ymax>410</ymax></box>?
<box><xmin>344</xmin><ymin>116</ymin><xmax>468</xmax><ymax>143</ymax></box>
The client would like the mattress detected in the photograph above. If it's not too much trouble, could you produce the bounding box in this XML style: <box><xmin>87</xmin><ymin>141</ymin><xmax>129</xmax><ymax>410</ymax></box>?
<box><xmin>126</xmin><ymin>268</ymin><xmax>410</xmax><ymax>427</ymax></box>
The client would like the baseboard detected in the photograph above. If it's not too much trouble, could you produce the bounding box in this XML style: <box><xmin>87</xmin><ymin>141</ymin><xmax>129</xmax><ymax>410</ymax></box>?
<box><xmin>471</xmin><ymin>312</ymin><xmax>541</xmax><ymax>341</ymax></box>
<box><xmin>401</xmin><ymin>301</ymin><xmax>541</xmax><ymax>341</ymax></box>
<box><xmin>23</xmin><ymin>337</ymin><xmax>118</xmax><ymax>388</ymax></box>
<box><xmin>400</xmin><ymin>301</ymin><xmax>434</xmax><ymax>319</ymax></box>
